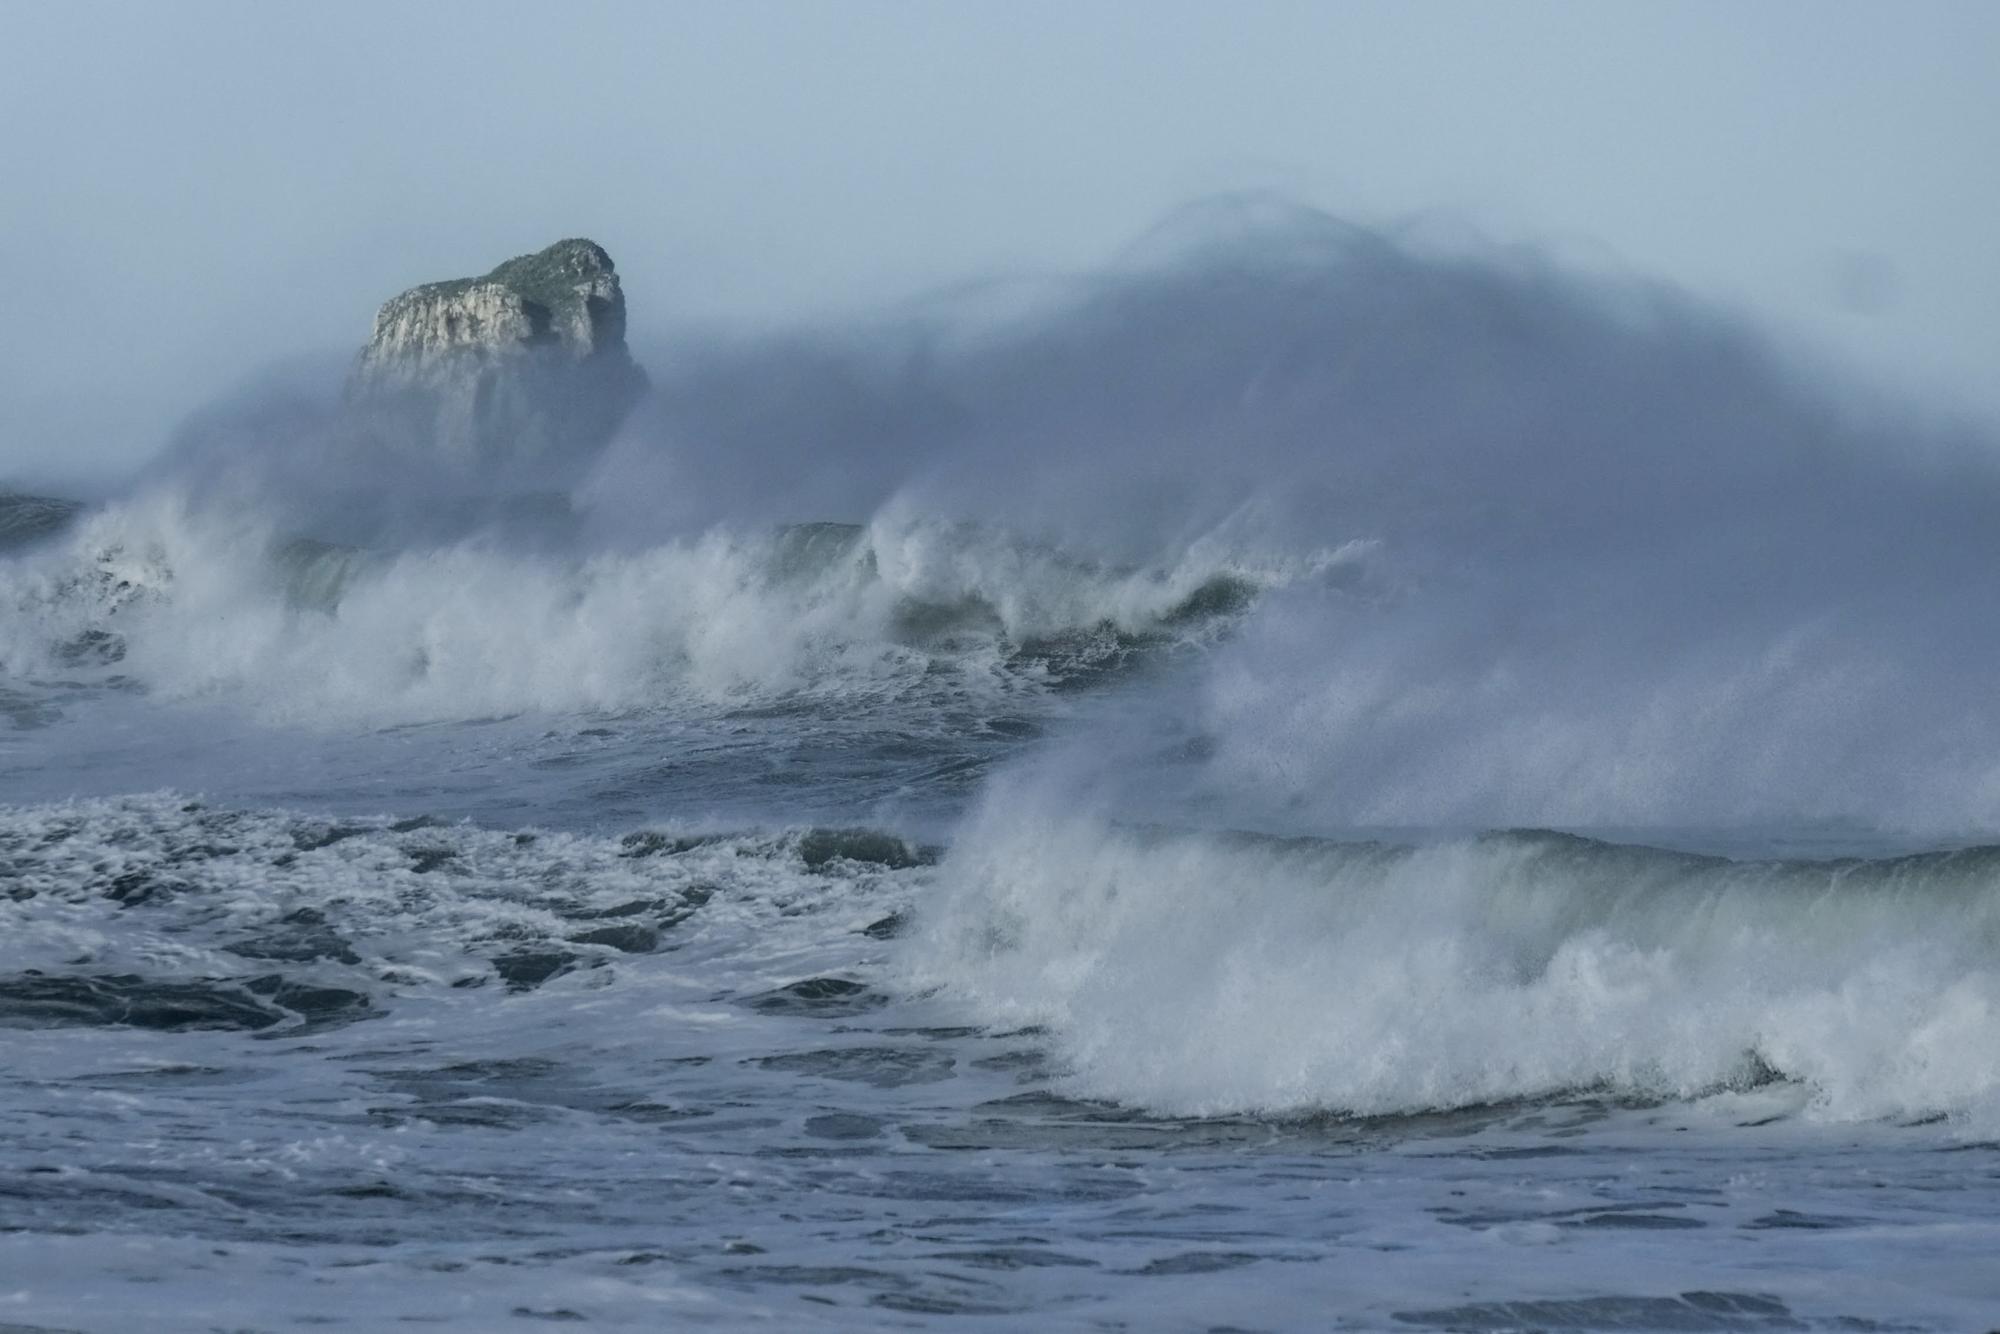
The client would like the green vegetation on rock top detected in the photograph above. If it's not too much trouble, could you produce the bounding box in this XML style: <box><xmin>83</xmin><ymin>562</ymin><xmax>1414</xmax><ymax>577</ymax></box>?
<box><xmin>403</xmin><ymin>238</ymin><xmax>615</xmax><ymax>316</ymax></box>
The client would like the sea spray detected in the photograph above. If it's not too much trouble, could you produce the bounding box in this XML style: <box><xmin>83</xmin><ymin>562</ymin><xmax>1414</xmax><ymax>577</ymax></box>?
<box><xmin>0</xmin><ymin>495</ymin><xmax>1282</xmax><ymax>726</ymax></box>
<box><xmin>4</xmin><ymin>206</ymin><xmax>2000</xmax><ymax>1329</ymax></box>
<box><xmin>905</xmin><ymin>791</ymin><xmax>2000</xmax><ymax>1126</ymax></box>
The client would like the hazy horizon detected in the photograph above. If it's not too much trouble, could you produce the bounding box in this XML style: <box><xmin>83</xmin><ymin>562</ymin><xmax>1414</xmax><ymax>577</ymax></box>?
<box><xmin>4</xmin><ymin>0</ymin><xmax>1998</xmax><ymax>487</ymax></box>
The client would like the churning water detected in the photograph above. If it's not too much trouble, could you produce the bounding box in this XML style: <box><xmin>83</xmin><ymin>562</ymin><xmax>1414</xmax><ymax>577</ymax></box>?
<box><xmin>3</xmin><ymin>209</ymin><xmax>1998</xmax><ymax>1330</ymax></box>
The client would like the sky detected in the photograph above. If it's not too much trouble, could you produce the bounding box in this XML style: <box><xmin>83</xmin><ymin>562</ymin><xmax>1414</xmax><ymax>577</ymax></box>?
<box><xmin>3</xmin><ymin>0</ymin><xmax>1997</xmax><ymax>481</ymax></box>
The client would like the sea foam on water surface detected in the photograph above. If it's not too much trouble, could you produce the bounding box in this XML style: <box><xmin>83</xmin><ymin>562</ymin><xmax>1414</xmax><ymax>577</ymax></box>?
<box><xmin>0</xmin><ymin>494</ymin><xmax>1278</xmax><ymax>727</ymax></box>
<box><xmin>5</xmin><ymin>210</ymin><xmax>2000</xmax><ymax>1328</ymax></box>
<box><xmin>906</xmin><ymin>794</ymin><xmax>2000</xmax><ymax>1128</ymax></box>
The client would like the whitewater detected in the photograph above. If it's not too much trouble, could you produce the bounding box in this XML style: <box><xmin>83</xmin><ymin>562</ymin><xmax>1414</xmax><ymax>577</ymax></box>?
<box><xmin>3</xmin><ymin>208</ymin><xmax>1998</xmax><ymax>1330</ymax></box>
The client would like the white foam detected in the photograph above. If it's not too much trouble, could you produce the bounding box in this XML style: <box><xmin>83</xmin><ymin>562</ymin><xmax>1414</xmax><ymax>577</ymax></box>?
<box><xmin>0</xmin><ymin>792</ymin><xmax>921</xmax><ymax>994</ymax></box>
<box><xmin>0</xmin><ymin>497</ymin><xmax>1279</xmax><ymax>727</ymax></box>
<box><xmin>904</xmin><ymin>794</ymin><xmax>2000</xmax><ymax>1128</ymax></box>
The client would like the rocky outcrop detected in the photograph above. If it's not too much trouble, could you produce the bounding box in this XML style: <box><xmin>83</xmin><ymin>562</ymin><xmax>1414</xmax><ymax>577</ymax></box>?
<box><xmin>345</xmin><ymin>238</ymin><xmax>648</xmax><ymax>472</ymax></box>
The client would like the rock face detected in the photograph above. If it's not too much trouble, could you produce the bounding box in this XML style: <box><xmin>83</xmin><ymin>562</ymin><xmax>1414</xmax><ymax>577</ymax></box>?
<box><xmin>346</xmin><ymin>238</ymin><xmax>647</xmax><ymax>472</ymax></box>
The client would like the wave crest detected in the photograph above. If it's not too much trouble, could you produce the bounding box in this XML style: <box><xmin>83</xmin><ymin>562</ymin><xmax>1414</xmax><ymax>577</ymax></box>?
<box><xmin>0</xmin><ymin>495</ymin><xmax>1283</xmax><ymax>725</ymax></box>
<box><xmin>904</xmin><ymin>801</ymin><xmax>2000</xmax><ymax>1127</ymax></box>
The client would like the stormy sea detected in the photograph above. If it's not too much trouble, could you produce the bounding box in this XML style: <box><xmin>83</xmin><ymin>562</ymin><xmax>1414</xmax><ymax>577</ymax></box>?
<box><xmin>3</xmin><ymin>208</ymin><xmax>1998</xmax><ymax>1331</ymax></box>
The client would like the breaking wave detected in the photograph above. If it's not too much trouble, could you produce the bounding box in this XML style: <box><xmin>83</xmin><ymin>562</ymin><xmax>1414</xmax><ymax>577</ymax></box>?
<box><xmin>9</xmin><ymin>202</ymin><xmax>2000</xmax><ymax>1134</ymax></box>
<box><xmin>0</xmin><ymin>494</ymin><xmax>1285</xmax><ymax>725</ymax></box>
<box><xmin>906</xmin><ymin>799</ymin><xmax>2000</xmax><ymax>1128</ymax></box>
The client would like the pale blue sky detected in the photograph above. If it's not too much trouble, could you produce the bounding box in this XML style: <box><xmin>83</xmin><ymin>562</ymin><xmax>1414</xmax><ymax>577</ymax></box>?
<box><xmin>4</xmin><ymin>0</ymin><xmax>1996</xmax><ymax>477</ymax></box>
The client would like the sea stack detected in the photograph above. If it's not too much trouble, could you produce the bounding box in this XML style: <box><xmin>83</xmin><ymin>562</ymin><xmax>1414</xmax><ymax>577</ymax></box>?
<box><xmin>345</xmin><ymin>238</ymin><xmax>648</xmax><ymax>471</ymax></box>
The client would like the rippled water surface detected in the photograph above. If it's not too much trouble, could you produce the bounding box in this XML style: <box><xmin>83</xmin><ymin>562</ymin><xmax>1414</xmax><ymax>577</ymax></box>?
<box><xmin>0</xmin><ymin>778</ymin><xmax>1994</xmax><ymax>1331</ymax></box>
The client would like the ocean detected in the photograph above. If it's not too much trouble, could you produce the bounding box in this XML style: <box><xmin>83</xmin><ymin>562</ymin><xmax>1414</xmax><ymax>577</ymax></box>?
<box><xmin>2</xmin><ymin>216</ymin><xmax>1997</xmax><ymax>1330</ymax></box>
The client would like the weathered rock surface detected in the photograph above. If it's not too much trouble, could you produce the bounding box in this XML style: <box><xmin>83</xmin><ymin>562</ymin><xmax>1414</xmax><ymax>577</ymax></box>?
<box><xmin>345</xmin><ymin>238</ymin><xmax>648</xmax><ymax>471</ymax></box>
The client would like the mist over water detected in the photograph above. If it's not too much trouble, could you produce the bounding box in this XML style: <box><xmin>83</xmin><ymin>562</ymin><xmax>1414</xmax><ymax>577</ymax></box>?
<box><xmin>643</xmin><ymin>202</ymin><xmax>2000</xmax><ymax>832</ymax></box>
<box><xmin>7</xmin><ymin>202</ymin><xmax>2000</xmax><ymax>1329</ymax></box>
<box><xmin>17</xmin><ymin>203</ymin><xmax>1997</xmax><ymax>828</ymax></box>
